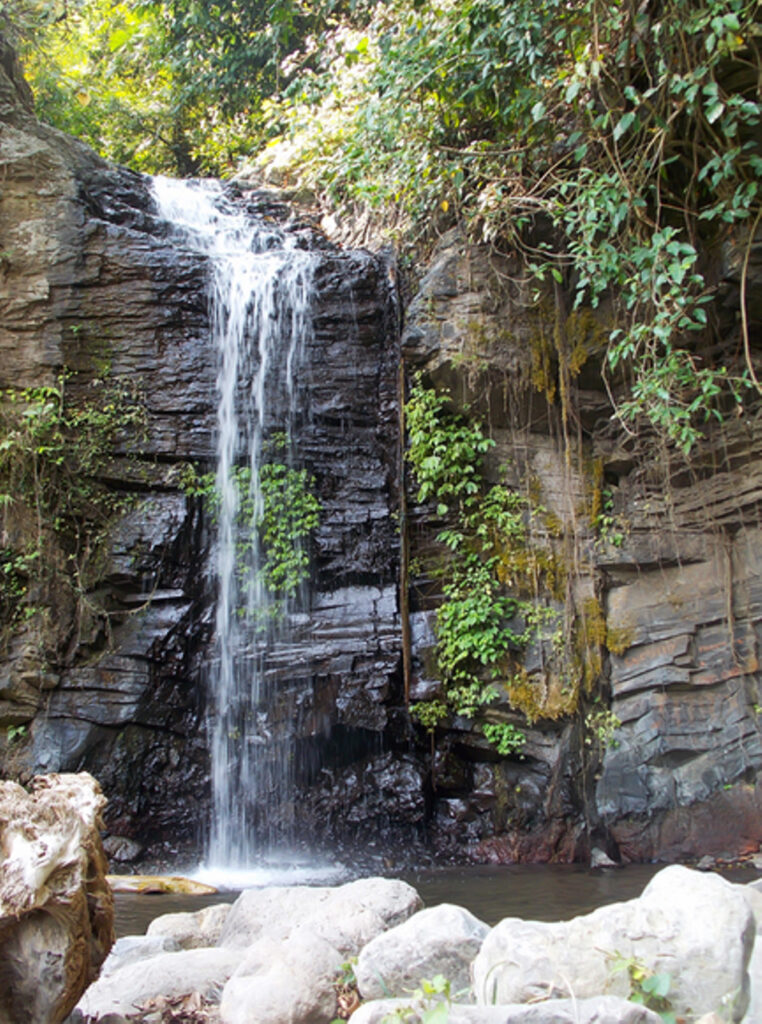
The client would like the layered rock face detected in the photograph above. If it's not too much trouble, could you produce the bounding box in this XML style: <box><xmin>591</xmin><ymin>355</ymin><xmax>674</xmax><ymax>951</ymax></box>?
<box><xmin>0</xmin><ymin>38</ymin><xmax>408</xmax><ymax>859</ymax></box>
<box><xmin>4</xmin><ymin>28</ymin><xmax>762</xmax><ymax>866</ymax></box>
<box><xmin>403</xmin><ymin>225</ymin><xmax>762</xmax><ymax>863</ymax></box>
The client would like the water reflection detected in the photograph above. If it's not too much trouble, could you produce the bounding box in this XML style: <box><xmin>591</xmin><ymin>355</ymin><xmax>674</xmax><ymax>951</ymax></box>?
<box><xmin>115</xmin><ymin>862</ymin><xmax>761</xmax><ymax>937</ymax></box>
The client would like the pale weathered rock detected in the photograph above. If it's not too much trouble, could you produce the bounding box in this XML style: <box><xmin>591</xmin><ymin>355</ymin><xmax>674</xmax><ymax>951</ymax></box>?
<box><xmin>107</xmin><ymin>875</ymin><xmax>218</xmax><ymax>895</ymax></box>
<box><xmin>349</xmin><ymin>996</ymin><xmax>662</xmax><ymax>1024</ymax></box>
<box><xmin>737</xmin><ymin>881</ymin><xmax>762</xmax><ymax>1024</ymax></box>
<box><xmin>100</xmin><ymin>935</ymin><xmax>182</xmax><ymax>976</ymax></box>
<box><xmin>76</xmin><ymin>947</ymin><xmax>240</xmax><ymax>1018</ymax></box>
<box><xmin>147</xmin><ymin>902</ymin><xmax>232</xmax><ymax>949</ymax></box>
<box><xmin>0</xmin><ymin>772</ymin><xmax>113</xmax><ymax>1024</ymax></box>
<box><xmin>473</xmin><ymin>866</ymin><xmax>754</xmax><ymax>1022</ymax></box>
<box><xmin>219</xmin><ymin>928</ymin><xmax>340</xmax><ymax>1024</ymax></box>
<box><xmin>591</xmin><ymin>848</ymin><xmax>619</xmax><ymax>869</ymax></box>
<box><xmin>102</xmin><ymin>835</ymin><xmax>143</xmax><ymax>863</ymax></box>
<box><xmin>355</xmin><ymin>903</ymin><xmax>489</xmax><ymax>1002</ymax></box>
<box><xmin>217</xmin><ymin>877</ymin><xmax>422</xmax><ymax>954</ymax></box>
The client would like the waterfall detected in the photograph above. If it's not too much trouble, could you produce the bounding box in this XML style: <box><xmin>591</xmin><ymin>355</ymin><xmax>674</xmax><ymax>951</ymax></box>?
<box><xmin>152</xmin><ymin>177</ymin><xmax>315</xmax><ymax>869</ymax></box>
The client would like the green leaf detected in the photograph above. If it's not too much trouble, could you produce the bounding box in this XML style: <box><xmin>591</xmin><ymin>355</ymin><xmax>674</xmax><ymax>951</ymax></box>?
<box><xmin>706</xmin><ymin>100</ymin><xmax>725</xmax><ymax>124</ymax></box>
<box><xmin>108</xmin><ymin>28</ymin><xmax>131</xmax><ymax>52</ymax></box>
<box><xmin>613</xmin><ymin>111</ymin><xmax>636</xmax><ymax>141</ymax></box>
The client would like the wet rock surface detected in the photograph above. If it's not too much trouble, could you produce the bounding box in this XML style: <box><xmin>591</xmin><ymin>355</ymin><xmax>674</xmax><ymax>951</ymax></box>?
<box><xmin>0</xmin><ymin>40</ymin><xmax>406</xmax><ymax>858</ymax></box>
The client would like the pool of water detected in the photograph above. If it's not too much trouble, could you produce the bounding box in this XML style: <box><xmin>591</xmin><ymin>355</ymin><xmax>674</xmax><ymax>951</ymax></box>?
<box><xmin>113</xmin><ymin>861</ymin><xmax>759</xmax><ymax>938</ymax></box>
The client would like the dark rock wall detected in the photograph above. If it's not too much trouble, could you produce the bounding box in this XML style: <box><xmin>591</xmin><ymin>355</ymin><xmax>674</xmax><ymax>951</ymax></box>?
<box><xmin>0</xmin><ymin>41</ymin><xmax>409</xmax><ymax>861</ymax></box>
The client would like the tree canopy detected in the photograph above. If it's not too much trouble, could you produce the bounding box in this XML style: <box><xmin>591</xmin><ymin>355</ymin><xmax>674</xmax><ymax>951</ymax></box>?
<box><xmin>7</xmin><ymin>0</ymin><xmax>762</xmax><ymax>449</ymax></box>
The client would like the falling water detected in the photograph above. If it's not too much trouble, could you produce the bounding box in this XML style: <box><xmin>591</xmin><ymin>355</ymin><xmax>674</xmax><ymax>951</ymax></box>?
<box><xmin>152</xmin><ymin>177</ymin><xmax>315</xmax><ymax>869</ymax></box>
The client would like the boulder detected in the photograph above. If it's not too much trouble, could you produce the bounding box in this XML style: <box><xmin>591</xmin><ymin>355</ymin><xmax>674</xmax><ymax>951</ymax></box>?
<box><xmin>220</xmin><ymin>928</ymin><xmax>341</xmax><ymax>1024</ymax></box>
<box><xmin>146</xmin><ymin>902</ymin><xmax>232</xmax><ymax>949</ymax></box>
<box><xmin>0</xmin><ymin>773</ymin><xmax>113</xmax><ymax>1024</ymax></box>
<box><xmin>217</xmin><ymin>877</ymin><xmax>421</xmax><ymax>954</ymax></box>
<box><xmin>349</xmin><ymin>996</ymin><xmax>662</xmax><ymax>1023</ymax></box>
<box><xmin>355</xmin><ymin>903</ymin><xmax>489</xmax><ymax>1002</ymax></box>
<box><xmin>473</xmin><ymin>866</ymin><xmax>754</xmax><ymax>1022</ymax></box>
<box><xmin>100</xmin><ymin>935</ymin><xmax>181</xmax><ymax>976</ymax></box>
<box><xmin>76</xmin><ymin>947</ymin><xmax>240</xmax><ymax>1018</ymax></box>
<box><xmin>738</xmin><ymin>881</ymin><xmax>762</xmax><ymax>1024</ymax></box>
<box><xmin>102</xmin><ymin>836</ymin><xmax>143</xmax><ymax>864</ymax></box>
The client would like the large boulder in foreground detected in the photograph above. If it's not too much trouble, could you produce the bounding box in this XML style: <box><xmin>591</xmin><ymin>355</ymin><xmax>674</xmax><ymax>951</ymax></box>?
<box><xmin>77</xmin><ymin>947</ymin><xmax>240</xmax><ymax>1019</ymax></box>
<box><xmin>220</xmin><ymin>929</ymin><xmax>342</xmax><ymax>1024</ymax></box>
<box><xmin>355</xmin><ymin>903</ymin><xmax>489</xmax><ymax>1002</ymax></box>
<box><xmin>79</xmin><ymin>877</ymin><xmax>421</xmax><ymax>1023</ymax></box>
<box><xmin>350</xmin><ymin>996</ymin><xmax>662</xmax><ymax>1024</ymax></box>
<box><xmin>0</xmin><ymin>773</ymin><xmax>114</xmax><ymax>1024</ymax></box>
<box><xmin>216</xmin><ymin>877</ymin><xmax>422</xmax><ymax>955</ymax></box>
<box><xmin>473</xmin><ymin>865</ymin><xmax>754</xmax><ymax>1022</ymax></box>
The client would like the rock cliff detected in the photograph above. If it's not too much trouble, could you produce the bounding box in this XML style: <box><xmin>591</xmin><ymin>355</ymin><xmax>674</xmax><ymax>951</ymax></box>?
<box><xmin>402</xmin><ymin>224</ymin><xmax>762</xmax><ymax>863</ymax></box>
<box><xmin>3</xmin><ymin>31</ymin><xmax>762</xmax><ymax>866</ymax></box>
<box><xmin>0</xmin><ymin>36</ymin><xmax>409</xmax><ymax>861</ymax></box>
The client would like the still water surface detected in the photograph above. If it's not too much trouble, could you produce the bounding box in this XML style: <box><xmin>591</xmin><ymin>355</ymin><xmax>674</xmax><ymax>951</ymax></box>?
<box><xmin>114</xmin><ymin>862</ymin><xmax>758</xmax><ymax>938</ymax></box>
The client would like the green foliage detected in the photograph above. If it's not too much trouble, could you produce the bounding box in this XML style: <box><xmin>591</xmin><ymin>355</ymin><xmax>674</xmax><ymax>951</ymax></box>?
<box><xmin>592</xmin><ymin>486</ymin><xmax>625</xmax><ymax>549</ymax></box>
<box><xmin>405</xmin><ymin>368</ymin><xmax>493</xmax><ymax>516</ymax></box>
<box><xmin>262</xmin><ymin>0</ymin><xmax>762</xmax><ymax>450</ymax></box>
<box><xmin>258</xmin><ymin>460</ymin><xmax>320</xmax><ymax>598</ymax></box>
<box><xmin>584</xmin><ymin>702</ymin><xmax>622</xmax><ymax>751</ymax></box>
<box><xmin>181</xmin><ymin>444</ymin><xmax>320</xmax><ymax>605</ymax></box>
<box><xmin>410</xmin><ymin>698</ymin><xmax>448</xmax><ymax>732</ymax></box>
<box><xmin>381</xmin><ymin>974</ymin><xmax>453</xmax><ymax>1024</ymax></box>
<box><xmin>482</xmin><ymin>721</ymin><xmax>526</xmax><ymax>756</ymax></box>
<box><xmin>611</xmin><ymin>956</ymin><xmax>677</xmax><ymax>1024</ymax></box>
<box><xmin>406</xmin><ymin>376</ymin><xmax>608</xmax><ymax>735</ymax></box>
<box><xmin>5</xmin><ymin>723</ymin><xmax>28</xmax><ymax>744</ymax></box>
<box><xmin>0</xmin><ymin>371</ymin><xmax>145</xmax><ymax>633</ymax></box>
<box><xmin>12</xmin><ymin>0</ymin><xmax>370</xmax><ymax>175</ymax></box>
<box><xmin>406</xmin><ymin>376</ymin><xmax>527</xmax><ymax>753</ymax></box>
<box><xmin>14</xmin><ymin>0</ymin><xmax>761</xmax><ymax>444</ymax></box>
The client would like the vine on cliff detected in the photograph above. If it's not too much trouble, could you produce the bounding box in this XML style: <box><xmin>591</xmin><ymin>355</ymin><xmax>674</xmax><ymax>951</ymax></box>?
<box><xmin>0</xmin><ymin>372</ymin><xmax>145</xmax><ymax>635</ymax></box>
<box><xmin>406</xmin><ymin>376</ymin><xmax>612</xmax><ymax>747</ymax></box>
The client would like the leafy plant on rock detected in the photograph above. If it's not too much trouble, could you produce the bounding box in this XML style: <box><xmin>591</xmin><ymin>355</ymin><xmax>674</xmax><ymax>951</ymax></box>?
<box><xmin>406</xmin><ymin>375</ymin><xmax>609</xmax><ymax>745</ymax></box>
<box><xmin>611</xmin><ymin>955</ymin><xmax>677</xmax><ymax>1024</ymax></box>
<box><xmin>406</xmin><ymin>375</ymin><xmax>529</xmax><ymax>752</ymax></box>
<box><xmin>180</xmin><ymin>435</ymin><xmax>320</xmax><ymax>610</ymax></box>
<box><xmin>0</xmin><ymin>371</ymin><xmax>145</xmax><ymax>636</ymax></box>
<box><xmin>258</xmin><ymin>458</ymin><xmax>320</xmax><ymax>598</ymax></box>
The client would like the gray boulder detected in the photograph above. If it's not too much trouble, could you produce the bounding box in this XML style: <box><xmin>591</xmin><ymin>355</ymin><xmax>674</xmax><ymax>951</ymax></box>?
<box><xmin>349</xmin><ymin>995</ymin><xmax>662</xmax><ymax>1023</ymax></box>
<box><xmin>217</xmin><ymin>877</ymin><xmax>421</xmax><ymax>955</ymax></box>
<box><xmin>355</xmin><ymin>903</ymin><xmax>489</xmax><ymax>1002</ymax></box>
<box><xmin>738</xmin><ymin>881</ymin><xmax>762</xmax><ymax>1024</ymax></box>
<box><xmin>473</xmin><ymin>865</ymin><xmax>754</xmax><ymax>1022</ymax></box>
<box><xmin>76</xmin><ymin>947</ymin><xmax>240</xmax><ymax>1018</ymax></box>
<box><xmin>100</xmin><ymin>935</ymin><xmax>181</xmax><ymax>976</ymax></box>
<box><xmin>146</xmin><ymin>902</ymin><xmax>232</xmax><ymax>949</ymax></box>
<box><xmin>220</xmin><ymin>928</ymin><xmax>340</xmax><ymax>1024</ymax></box>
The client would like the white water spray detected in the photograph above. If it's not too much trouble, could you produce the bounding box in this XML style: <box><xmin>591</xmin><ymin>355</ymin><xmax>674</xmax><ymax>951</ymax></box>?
<box><xmin>152</xmin><ymin>177</ymin><xmax>315</xmax><ymax>869</ymax></box>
